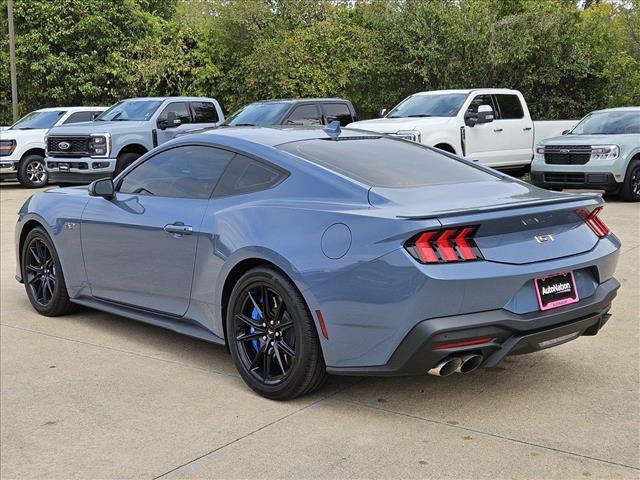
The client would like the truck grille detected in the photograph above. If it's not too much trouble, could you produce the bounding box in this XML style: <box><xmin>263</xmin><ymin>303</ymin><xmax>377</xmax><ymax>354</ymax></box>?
<box><xmin>544</xmin><ymin>145</ymin><xmax>591</xmax><ymax>165</ymax></box>
<box><xmin>544</xmin><ymin>172</ymin><xmax>585</xmax><ymax>184</ymax></box>
<box><xmin>47</xmin><ymin>136</ymin><xmax>90</xmax><ymax>156</ymax></box>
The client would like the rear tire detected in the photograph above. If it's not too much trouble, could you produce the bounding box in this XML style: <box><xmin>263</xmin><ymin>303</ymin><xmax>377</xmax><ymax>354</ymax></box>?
<box><xmin>226</xmin><ymin>267</ymin><xmax>327</xmax><ymax>400</ymax></box>
<box><xmin>620</xmin><ymin>159</ymin><xmax>640</xmax><ymax>202</ymax></box>
<box><xmin>17</xmin><ymin>154</ymin><xmax>48</xmax><ymax>188</ymax></box>
<box><xmin>21</xmin><ymin>227</ymin><xmax>74</xmax><ymax>316</ymax></box>
<box><xmin>114</xmin><ymin>152</ymin><xmax>142</xmax><ymax>176</ymax></box>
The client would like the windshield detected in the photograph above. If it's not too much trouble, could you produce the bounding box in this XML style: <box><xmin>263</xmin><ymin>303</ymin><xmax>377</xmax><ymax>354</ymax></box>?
<box><xmin>386</xmin><ymin>93</ymin><xmax>468</xmax><ymax>118</ymax></box>
<box><xmin>96</xmin><ymin>100</ymin><xmax>163</xmax><ymax>122</ymax></box>
<box><xmin>224</xmin><ymin>102</ymin><xmax>291</xmax><ymax>126</ymax></box>
<box><xmin>571</xmin><ymin>111</ymin><xmax>640</xmax><ymax>135</ymax></box>
<box><xmin>11</xmin><ymin>110</ymin><xmax>66</xmax><ymax>129</ymax></box>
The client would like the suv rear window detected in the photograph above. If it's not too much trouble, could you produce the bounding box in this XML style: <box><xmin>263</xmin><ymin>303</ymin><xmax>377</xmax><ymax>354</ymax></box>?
<box><xmin>278</xmin><ymin>137</ymin><xmax>495</xmax><ymax>188</ymax></box>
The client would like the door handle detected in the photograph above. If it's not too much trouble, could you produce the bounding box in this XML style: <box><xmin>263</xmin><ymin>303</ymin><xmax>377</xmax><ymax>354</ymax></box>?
<box><xmin>523</xmin><ymin>127</ymin><xmax>532</xmax><ymax>131</ymax></box>
<box><xmin>493</xmin><ymin>128</ymin><xmax>503</xmax><ymax>132</ymax></box>
<box><xmin>164</xmin><ymin>223</ymin><xmax>193</xmax><ymax>235</ymax></box>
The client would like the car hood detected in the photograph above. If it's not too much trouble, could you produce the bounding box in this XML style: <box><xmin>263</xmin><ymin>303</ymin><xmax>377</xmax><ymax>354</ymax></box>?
<box><xmin>347</xmin><ymin>117</ymin><xmax>453</xmax><ymax>133</ymax></box>
<box><xmin>47</xmin><ymin>121</ymin><xmax>148</xmax><ymax>135</ymax></box>
<box><xmin>1</xmin><ymin>128</ymin><xmax>47</xmax><ymax>141</ymax></box>
<box><xmin>539</xmin><ymin>134</ymin><xmax>637</xmax><ymax>146</ymax></box>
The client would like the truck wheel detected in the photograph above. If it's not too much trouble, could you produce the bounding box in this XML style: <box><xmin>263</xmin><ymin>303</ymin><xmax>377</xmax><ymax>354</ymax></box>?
<box><xmin>17</xmin><ymin>154</ymin><xmax>48</xmax><ymax>188</ymax></box>
<box><xmin>114</xmin><ymin>152</ymin><xmax>141</xmax><ymax>176</ymax></box>
<box><xmin>620</xmin><ymin>159</ymin><xmax>640</xmax><ymax>202</ymax></box>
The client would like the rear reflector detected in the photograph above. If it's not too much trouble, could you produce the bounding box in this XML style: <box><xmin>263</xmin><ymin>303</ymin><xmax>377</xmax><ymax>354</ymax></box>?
<box><xmin>577</xmin><ymin>207</ymin><xmax>610</xmax><ymax>238</ymax></box>
<box><xmin>406</xmin><ymin>226</ymin><xmax>483</xmax><ymax>264</ymax></box>
<box><xmin>433</xmin><ymin>337</ymin><xmax>494</xmax><ymax>350</ymax></box>
<box><xmin>315</xmin><ymin>310</ymin><xmax>328</xmax><ymax>339</ymax></box>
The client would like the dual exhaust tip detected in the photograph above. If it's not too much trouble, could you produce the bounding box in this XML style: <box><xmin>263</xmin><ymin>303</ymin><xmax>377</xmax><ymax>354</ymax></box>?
<box><xmin>428</xmin><ymin>353</ymin><xmax>483</xmax><ymax>377</ymax></box>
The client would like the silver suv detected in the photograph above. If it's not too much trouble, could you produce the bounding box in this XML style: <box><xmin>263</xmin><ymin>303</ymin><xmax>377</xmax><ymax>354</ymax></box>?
<box><xmin>45</xmin><ymin>97</ymin><xmax>224</xmax><ymax>184</ymax></box>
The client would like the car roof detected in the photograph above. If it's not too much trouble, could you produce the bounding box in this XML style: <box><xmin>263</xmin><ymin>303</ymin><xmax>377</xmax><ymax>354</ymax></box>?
<box><xmin>118</xmin><ymin>96</ymin><xmax>217</xmax><ymax>102</ymax></box>
<box><xmin>35</xmin><ymin>106</ymin><xmax>107</xmax><ymax>112</ymax></box>
<box><xmin>590</xmin><ymin>106</ymin><xmax>640</xmax><ymax>113</ymax></box>
<box><xmin>247</xmin><ymin>98</ymin><xmax>352</xmax><ymax>105</ymax></box>
<box><xmin>413</xmin><ymin>88</ymin><xmax>520</xmax><ymax>96</ymax></box>
<box><xmin>180</xmin><ymin>126</ymin><xmax>377</xmax><ymax>148</ymax></box>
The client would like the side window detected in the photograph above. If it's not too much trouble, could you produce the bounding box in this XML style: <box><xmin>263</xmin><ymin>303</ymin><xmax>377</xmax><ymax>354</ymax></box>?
<box><xmin>495</xmin><ymin>94</ymin><xmax>525</xmax><ymax>119</ymax></box>
<box><xmin>322</xmin><ymin>103</ymin><xmax>353</xmax><ymax>126</ymax></box>
<box><xmin>214</xmin><ymin>154</ymin><xmax>287</xmax><ymax>197</ymax></box>
<box><xmin>157</xmin><ymin>102</ymin><xmax>191</xmax><ymax>125</ymax></box>
<box><xmin>285</xmin><ymin>105</ymin><xmax>322</xmax><ymax>126</ymax></box>
<box><xmin>118</xmin><ymin>146</ymin><xmax>234</xmax><ymax>199</ymax></box>
<box><xmin>466</xmin><ymin>95</ymin><xmax>496</xmax><ymax>115</ymax></box>
<box><xmin>63</xmin><ymin>111</ymin><xmax>93</xmax><ymax>124</ymax></box>
<box><xmin>191</xmin><ymin>102</ymin><xmax>219</xmax><ymax>123</ymax></box>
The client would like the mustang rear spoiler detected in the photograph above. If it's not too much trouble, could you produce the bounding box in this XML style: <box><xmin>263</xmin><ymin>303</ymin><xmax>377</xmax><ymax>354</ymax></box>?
<box><xmin>397</xmin><ymin>193</ymin><xmax>603</xmax><ymax>220</ymax></box>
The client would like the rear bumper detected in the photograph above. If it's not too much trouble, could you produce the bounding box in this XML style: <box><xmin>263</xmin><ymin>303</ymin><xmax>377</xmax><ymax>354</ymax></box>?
<box><xmin>327</xmin><ymin>277</ymin><xmax>619</xmax><ymax>376</ymax></box>
<box><xmin>531</xmin><ymin>171</ymin><xmax>619</xmax><ymax>191</ymax></box>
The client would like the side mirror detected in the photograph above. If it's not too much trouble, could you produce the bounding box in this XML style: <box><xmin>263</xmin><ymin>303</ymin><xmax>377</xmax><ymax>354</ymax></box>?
<box><xmin>562</xmin><ymin>129</ymin><xmax>570</xmax><ymax>135</ymax></box>
<box><xmin>476</xmin><ymin>105</ymin><xmax>494</xmax><ymax>124</ymax></box>
<box><xmin>378</xmin><ymin>108</ymin><xmax>387</xmax><ymax>118</ymax></box>
<box><xmin>157</xmin><ymin>111</ymin><xmax>181</xmax><ymax>130</ymax></box>
<box><xmin>88</xmin><ymin>178</ymin><xmax>114</xmax><ymax>199</ymax></box>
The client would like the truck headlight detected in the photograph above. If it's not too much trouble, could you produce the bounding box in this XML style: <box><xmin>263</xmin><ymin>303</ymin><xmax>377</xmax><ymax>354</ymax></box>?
<box><xmin>534</xmin><ymin>145</ymin><xmax>545</xmax><ymax>161</ymax></box>
<box><xmin>88</xmin><ymin>135</ymin><xmax>109</xmax><ymax>157</ymax></box>
<box><xmin>0</xmin><ymin>139</ymin><xmax>16</xmax><ymax>157</ymax></box>
<box><xmin>396</xmin><ymin>130</ymin><xmax>421</xmax><ymax>143</ymax></box>
<box><xmin>590</xmin><ymin>145</ymin><xmax>619</xmax><ymax>161</ymax></box>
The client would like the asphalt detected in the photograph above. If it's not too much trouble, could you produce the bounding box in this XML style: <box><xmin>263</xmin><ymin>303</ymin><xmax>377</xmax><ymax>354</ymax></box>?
<box><xmin>1</xmin><ymin>183</ymin><xmax>638</xmax><ymax>479</ymax></box>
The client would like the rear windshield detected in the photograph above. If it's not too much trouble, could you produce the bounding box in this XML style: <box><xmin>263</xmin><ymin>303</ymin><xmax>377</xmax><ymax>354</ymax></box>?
<box><xmin>278</xmin><ymin>137</ymin><xmax>495</xmax><ymax>188</ymax></box>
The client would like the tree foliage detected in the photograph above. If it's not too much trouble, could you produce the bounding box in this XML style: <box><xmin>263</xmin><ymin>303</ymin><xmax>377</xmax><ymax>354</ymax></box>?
<box><xmin>1</xmin><ymin>0</ymin><xmax>638</xmax><ymax>124</ymax></box>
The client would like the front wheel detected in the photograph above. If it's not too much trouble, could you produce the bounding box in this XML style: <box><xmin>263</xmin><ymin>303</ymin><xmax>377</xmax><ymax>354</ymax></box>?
<box><xmin>17</xmin><ymin>154</ymin><xmax>48</xmax><ymax>188</ymax></box>
<box><xmin>620</xmin><ymin>159</ymin><xmax>640</xmax><ymax>202</ymax></box>
<box><xmin>114</xmin><ymin>152</ymin><xmax>141</xmax><ymax>176</ymax></box>
<box><xmin>21</xmin><ymin>227</ymin><xmax>74</xmax><ymax>316</ymax></box>
<box><xmin>226</xmin><ymin>267</ymin><xmax>327</xmax><ymax>400</ymax></box>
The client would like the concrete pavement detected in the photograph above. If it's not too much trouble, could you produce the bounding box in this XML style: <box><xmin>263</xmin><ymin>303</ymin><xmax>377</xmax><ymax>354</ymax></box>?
<box><xmin>1</xmin><ymin>183</ymin><xmax>638</xmax><ymax>479</ymax></box>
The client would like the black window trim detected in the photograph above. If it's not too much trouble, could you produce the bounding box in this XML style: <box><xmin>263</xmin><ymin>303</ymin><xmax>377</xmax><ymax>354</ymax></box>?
<box><xmin>115</xmin><ymin>142</ymin><xmax>290</xmax><ymax>199</ymax></box>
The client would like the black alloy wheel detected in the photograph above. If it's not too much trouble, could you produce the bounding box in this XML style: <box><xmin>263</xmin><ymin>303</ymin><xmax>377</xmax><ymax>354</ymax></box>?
<box><xmin>233</xmin><ymin>282</ymin><xmax>296</xmax><ymax>384</ymax></box>
<box><xmin>227</xmin><ymin>267</ymin><xmax>327</xmax><ymax>400</ymax></box>
<box><xmin>621</xmin><ymin>159</ymin><xmax>640</xmax><ymax>202</ymax></box>
<box><xmin>21</xmin><ymin>227</ymin><xmax>74</xmax><ymax>316</ymax></box>
<box><xmin>24</xmin><ymin>237</ymin><xmax>57</xmax><ymax>307</ymax></box>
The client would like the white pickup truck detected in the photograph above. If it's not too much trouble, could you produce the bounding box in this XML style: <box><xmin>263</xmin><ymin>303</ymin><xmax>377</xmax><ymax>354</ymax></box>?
<box><xmin>348</xmin><ymin>88</ymin><xmax>577</xmax><ymax>174</ymax></box>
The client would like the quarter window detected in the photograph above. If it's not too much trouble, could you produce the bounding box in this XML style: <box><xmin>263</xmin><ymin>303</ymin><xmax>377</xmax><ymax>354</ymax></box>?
<box><xmin>495</xmin><ymin>94</ymin><xmax>524</xmax><ymax>119</ymax></box>
<box><xmin>157</xmin><ymin>102</ymin><xmax>191</xmax><ymax>125</ymax></box>
<box><xmin>214</xmin><ymin>154</ymin><xmax>286</xmax><ymax>197</ymax></box>
<box><xmin>191</xmin><ymin>102</ymin><xmax>219</xmax><ymax>123</ymax></box>
<box><xmin>285</xmin><ymin>105</ymin><xmax>322</xmax><ymax>126</ymax></box>
<box><xmin>118</xmin><ymin>146</ymin><xmax>234</xmax><ymax>199</ymax></box>
<box><xmin>322</xmin><ymin>103</ymin><xmax>353</xmax><ymax>126</ymax></box>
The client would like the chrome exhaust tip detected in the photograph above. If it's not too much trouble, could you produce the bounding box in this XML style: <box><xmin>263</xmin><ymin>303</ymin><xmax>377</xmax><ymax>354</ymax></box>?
<box><xmin>428</xmin><ymin>357</ymin><xmax>463</xmax><ymax>377</ymax></box>
<box><xmin>455</xmin><ymin>354</ymin><xmax>483</xmax><ymax>374</ymax></box>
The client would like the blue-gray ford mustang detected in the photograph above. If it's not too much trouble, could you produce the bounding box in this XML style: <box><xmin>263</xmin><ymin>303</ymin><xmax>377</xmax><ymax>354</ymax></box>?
<box><xmin>14</xmin><ymin>126</ymin><xmax>620</xmax><ymax>399</ymax></box>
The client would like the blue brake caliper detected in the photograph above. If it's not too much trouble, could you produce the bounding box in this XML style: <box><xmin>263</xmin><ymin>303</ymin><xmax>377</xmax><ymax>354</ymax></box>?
<box><xmin>250</xmin><ymin>305</ymin><xmax>261</xmax><ymax>352</ymax></box>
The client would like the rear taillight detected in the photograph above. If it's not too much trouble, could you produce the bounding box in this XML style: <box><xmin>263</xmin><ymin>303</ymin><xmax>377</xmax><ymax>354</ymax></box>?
<box><xmin>405</xmin><ymin>226</ymin><xmax>483</xmax><ymax>264</ymax></box>
<box><xmin>577</xmin><ymin>207</ymin><xmax>610</xmax><ymax>238</ymax></box>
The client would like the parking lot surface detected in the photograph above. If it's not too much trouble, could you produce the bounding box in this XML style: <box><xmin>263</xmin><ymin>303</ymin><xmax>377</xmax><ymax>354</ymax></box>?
<box><xmin>1</xmin><ymin>183</ymin><xmax>638</xmax><ymax>479</ymax></box>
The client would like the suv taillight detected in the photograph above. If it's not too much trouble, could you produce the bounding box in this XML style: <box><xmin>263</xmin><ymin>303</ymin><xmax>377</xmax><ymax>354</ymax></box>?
<box><xmin>405</xmin><ymin>226</ymin><xmax>483</xmax><ymax>264</ymax></box>
<box><xmin>577</xmin><ymin>207</ymin><xmax>610</xmax><ymax>238</ymax></box>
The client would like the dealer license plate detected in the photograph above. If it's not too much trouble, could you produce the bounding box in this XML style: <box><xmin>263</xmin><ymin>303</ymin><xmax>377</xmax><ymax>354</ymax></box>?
<box><xmin>535</xmin><ymin>271</ymin><xmax>579</xmax><ymax>311</ymax></box>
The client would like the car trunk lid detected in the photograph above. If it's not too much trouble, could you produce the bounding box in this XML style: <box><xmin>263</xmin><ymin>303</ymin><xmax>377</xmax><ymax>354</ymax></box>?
<box><xmin>369</xmin><ymin>179</ymin><xmax>604</xmax><ymax>265</ymax></box>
